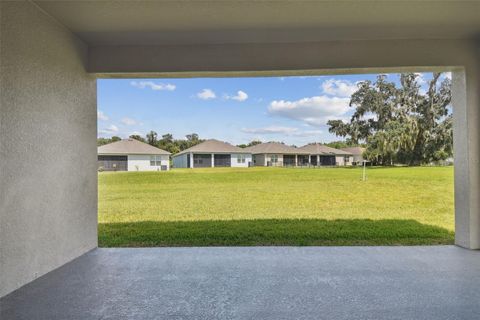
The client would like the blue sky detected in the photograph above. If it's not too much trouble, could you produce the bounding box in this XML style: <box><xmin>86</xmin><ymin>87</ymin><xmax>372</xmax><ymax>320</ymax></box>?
<box><xmin>97</xmin><ymin>72</ymin><xmax>451</xmax><ymax>146</ymax></box>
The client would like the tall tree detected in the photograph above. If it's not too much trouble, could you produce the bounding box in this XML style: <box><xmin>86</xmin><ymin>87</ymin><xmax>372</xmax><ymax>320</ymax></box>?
<box><xmin>129</xmin><ymin>134</ymin><xmax>146</xmax><ymax>143</ymax></box>
<box><xmin>237</xmin><ymin>140</ymin><xmax>262</xmax><ymax>148</ymax></box>
<box><xmin>161</xmin><ymin>133</ymin><xmax>173</xmax><ymax>143</ymax></box>
<box><xmin>327</xmin><ymin>73</ymin><xmax>452</xmax><ymax>165</ymax></box>
<box><xmin>186</xmin><ymin>133</ymin><xmax>199</xmax><ymax>142</ymax></box>
<box><xmin>146</xmin><ymin>130</ymin><xmax>158</xmax><ymax>146</ymax></box>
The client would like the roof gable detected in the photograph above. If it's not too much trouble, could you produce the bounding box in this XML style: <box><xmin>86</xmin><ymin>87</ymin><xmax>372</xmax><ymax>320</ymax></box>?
<box><xmin>298</xmin><ymin>144</ymin><xmax>353</xmax><ymax>155</ymax></box>
<box><xmin>244</xmin><ymin>142</ymin><xmax>299</xmax><ymax>154</ymax></box>
<box><xmin>175</xmin><ymin>139</ymin><xmax>248</xmax><ymax>155</ymax></box>
<box><xmin>340</xmin><ymin>147</ymin><xmax>365</xmax><ymax>155</ymax></box>
<box><xmin>98</xmin><ymin>139</ymin><xmax>171</xmax><ymax>155</ymax></box>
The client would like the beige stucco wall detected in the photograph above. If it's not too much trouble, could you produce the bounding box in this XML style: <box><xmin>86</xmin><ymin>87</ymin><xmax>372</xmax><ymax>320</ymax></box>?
<box><xmin>0</xmin><ymin>2</ymin><xmax>97</xmax><ymax>297</ymax></box>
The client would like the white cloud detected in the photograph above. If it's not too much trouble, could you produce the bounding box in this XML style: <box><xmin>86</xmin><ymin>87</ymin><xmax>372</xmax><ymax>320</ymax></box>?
<box><xmin>321</xmin><ymin>79</ymin><xmax>358</xmax><ymax>98</ymax></box>
<box><xmin>268</xmin><ymin>95</ymin><xmax>350</xmax><ymax>126</ymax></box>
<box><xmin>241</xmin><ymin>126</ymin><xmax>299</xmax><ymax>135</ymax></box>
<box><xmin>130</xmin><ymin>131</ymin><xmax>143</xmax><ymax>136</ymax></box>
<box><xmin>121</xmin><ymin>117</ymin><xmax>139</xmax><ymax>126</ymax></box>
<box><xmin>130</xmin><ymin>81</ymin><xmax>176</xmax><ymax>91</ymax></box>
<box><xmin>230</xmin><ymin>90</ymin><xmax>248</xmax><ymax>101</ymax></box>
<box><xmin>99</xmin><ymin>124</ymin><xmax>119</xmax><ymax>135</ymax></box>
<box><xmin>97</xmin><ymin>110</ymin><xmax>109</xmax><ymax>121</ymax></box>
<box><xmin>197</xmin><ymin>89</ymin><xmax>216</xmax><ymax>100</ymax></box>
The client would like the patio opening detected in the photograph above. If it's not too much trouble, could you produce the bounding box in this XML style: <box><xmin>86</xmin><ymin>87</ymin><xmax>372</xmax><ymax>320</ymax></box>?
<box><xmin>96</xmin><ymin>72</ymin><xmax>455</xmax><ymax>248</ymax></box>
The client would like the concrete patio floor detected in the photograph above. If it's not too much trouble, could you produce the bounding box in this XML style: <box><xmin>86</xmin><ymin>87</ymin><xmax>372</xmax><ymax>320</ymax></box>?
<box><xmin>1</xmin><ymin>246</ymin><xmax>480</xmax><ymax>320</ymax></box>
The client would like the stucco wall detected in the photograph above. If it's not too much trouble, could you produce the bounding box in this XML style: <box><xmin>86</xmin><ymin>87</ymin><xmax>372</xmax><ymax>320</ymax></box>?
<box><xmin>230</xmin><ymin>154</ymin><xmax>252</xmax><ymax>168</ymax></box>
<box><xmin>265</xmin><ymin>154</ymin><xmax>284</xmax><ymax>167</ymax></box>
<box><xmin>335</xmin><ymin>155</ymin><xmax>353</xmax><ymax>166</ymax></box>
<box><xmin>0</xmin><ymin>2</ymin><xmax>97</xmax><ymax>297</ymax></box>
<box><xmin>128</xmin><ymin>154</ymin><xmax>170</xmax><ymax>171</ymax></box>
<box><xmin>453</xmin><ymin>58</ymin><xmax>480</xmax><ymax>249</ymax></box>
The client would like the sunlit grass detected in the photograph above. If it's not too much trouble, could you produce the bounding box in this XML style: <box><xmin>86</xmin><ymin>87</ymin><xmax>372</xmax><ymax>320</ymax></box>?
<box><xmin>98</xmin><ymin>166</ymin><xmax>454</xmax><ymax>247</ymax></box>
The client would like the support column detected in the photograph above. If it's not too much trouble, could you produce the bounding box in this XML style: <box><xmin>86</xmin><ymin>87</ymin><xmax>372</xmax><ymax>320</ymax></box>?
<box><xmin>189</xmin><ymin>152</ymin><xmax>194</xmax><ymax>168</ymax></box>
<box><xmin>317</xmin><ymin>155</ymin><xmax>320</xmax><ymax>167</ymax></box>
<box><xmin>295</xmin><ymin>154</ymin><xmax>298</xmax><ymax>167</ymax></box>
<box><xmin>211</xmin><ymin>153</ymin><xmax>214</xmax><ymax>167</ymax></box>
<box><xmin>453</xmin><ymin>60</ymin><xmax>480</xmax><ymax>249</ymax></box>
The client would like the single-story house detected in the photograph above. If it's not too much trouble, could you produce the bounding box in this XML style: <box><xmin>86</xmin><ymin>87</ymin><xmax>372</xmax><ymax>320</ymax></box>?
<box><xmin>340</xmin><ymin>147</ymin><xmax>366</xmax><ymax>165</ymax></box>
<box><xmin>98</xmin><ymin>139</ymin><xmax>171</xmax><ymax>171</ymax></box>
<box><xmin>297</xmin><ymin>143</ymin><xmax>354</xmax><ymax>166</ymax></box>
<box><xmin>172</xmin><ymin>139</ymin><xmax>252</xmax><ymax>168</ymax></box>
<box><xmin>244</xmin><ymin>142</ymin><xmax>309</xmax><ymax>167</ymax></box>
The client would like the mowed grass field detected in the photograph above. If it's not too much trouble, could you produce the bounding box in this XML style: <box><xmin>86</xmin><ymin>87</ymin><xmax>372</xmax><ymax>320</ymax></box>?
<box><xmin>98</xmin><ymin>166</ymin><xmax>454</xmax><ymax>247</ymax></box>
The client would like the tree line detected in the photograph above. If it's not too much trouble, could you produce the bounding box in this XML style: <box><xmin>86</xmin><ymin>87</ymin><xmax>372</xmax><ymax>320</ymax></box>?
<box><xmin>97</xmin><ymin>132</ymin><xmax>205</xmax><ymax>154</ymax></box>
<box><xmin>97</xmin><ymin>133</ymin><xmax>359</xmax><ymax>154</ymax></box>
<box><xmin>327</xmin><ymin>72</ymin><xmax>452</xmax><ymax>165</ymax></box>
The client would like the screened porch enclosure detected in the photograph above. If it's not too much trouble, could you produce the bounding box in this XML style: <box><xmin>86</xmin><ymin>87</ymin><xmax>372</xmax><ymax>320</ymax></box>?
<box><xmin>97</xmin><ymin>155</ymin><xmax>128</xmax><ymax>171</ymax></box>
<box><xmin>214</xmin><ymin>154</ymin><xmax>231</xmax><ymax>167</ymax></box>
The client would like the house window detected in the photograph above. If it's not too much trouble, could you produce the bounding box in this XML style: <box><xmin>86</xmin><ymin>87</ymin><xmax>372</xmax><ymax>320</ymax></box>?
<box><xmin>237</xmin><ymin>154</ymin><xmax>246</xmax><ymax>163</ymax></box>
<box><xmin>344</xmin><ymin>156</ymin><xmax>350</xmax><ymax>163</ymax></box>
<box><xmin>150</xmin><ymin>155</ymin><xmax>163</xmax><ymax>166</ymax></box>
<box><xmin>271</xmin><ymin>155</ymin><xmax>278</xmax><ymax>163</ymax></box>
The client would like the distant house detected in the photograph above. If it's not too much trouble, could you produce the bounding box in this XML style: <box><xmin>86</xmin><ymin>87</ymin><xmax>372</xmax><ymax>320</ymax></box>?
<box><xmin>245</xmin><ymin>142</ymin><xmax>308</xmax><ymax>167</ymax></box>
<box><xmin>297</xmin><ymin>143</ymin><xmax>353</xmax><ymax>166</ymax></box>
<box><xmin>172</xmin><ymin>139</ymin><xmax>252</xmax><ymax>168</ymax></box>
<box><xmin>340</xmin><ymin>147</ymin><xmax>366</xmax><ymax>165</ymax></box>
<box><xmin>98</xmin><ymin>139</ymin><xmax>171</xmax><ymax>171</ymax></box>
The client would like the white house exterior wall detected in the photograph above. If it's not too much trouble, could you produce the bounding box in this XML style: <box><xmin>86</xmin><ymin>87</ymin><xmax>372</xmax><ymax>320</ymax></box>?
<box><xmin>231</xmin><ymin>154</ymin><xmax>252</xmax><ymax>167</ymax></box>
<box><xmin>335</xmin><ymin>155</ymin><xmax>353</xmax><ymax>166</ymax></box>
<box><xmin>352</xmin><ymin>155</ymin><xmax>363</xmax><ymax>164</ymax></box>
<box><xmin>267</xmin><ymin>154</ymin><xmax>284</xmax><ymax>167</ymax></box>
<box><xmin>127</xmin><ymin>154</ymin><xmax>169</xmax><ymax>171</ymax></box>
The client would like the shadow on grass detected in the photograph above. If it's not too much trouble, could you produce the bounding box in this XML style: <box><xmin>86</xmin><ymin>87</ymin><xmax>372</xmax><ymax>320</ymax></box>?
<box><xmin>98</xmin><ymin>219</ymin><xmax>454</xmax><ymax>247</ymax></box>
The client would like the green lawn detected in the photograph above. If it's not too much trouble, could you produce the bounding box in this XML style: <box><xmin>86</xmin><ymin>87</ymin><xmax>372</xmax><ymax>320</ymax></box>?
<box><xmin>98</xmin><ymin>166</ymin><xmax>454</xmax><ymax>247</ymax></box>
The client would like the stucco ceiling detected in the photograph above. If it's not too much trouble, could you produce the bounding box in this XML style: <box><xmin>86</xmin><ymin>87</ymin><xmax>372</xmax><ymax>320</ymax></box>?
<box><xmin>34</xmin><ymin>1</ymin><xmax>480</xmax><ymax>46</ymax></box>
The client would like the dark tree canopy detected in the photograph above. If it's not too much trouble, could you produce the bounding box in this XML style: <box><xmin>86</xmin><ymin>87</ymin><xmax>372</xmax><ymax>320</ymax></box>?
<box><xmin>327</xmin><ymin>73</ymin><xmax>452</xmax><ymax>165</ymax></box>
<box><xmin>146</xmin><ymin>131</ymin><xmax>158</xmax><ymax>146</ymax></box>
<box><xmin>97</xmin><ymin>136</ymin><xmax>121</xmax><ymax>146</ymax></box>
<box><xmin>237</xmin><ymin>140</ymin><xmax>262</xmax><ymax>148</ymax></box>
<box><xmin>98</xmin><ymin>131</ymin><xmax>204</xmax><ymax>154</ymax></box>
<box><xmin>129</xmin><ymin>135</ymin><xmax>146</xmax><ymax>143</ymax></box>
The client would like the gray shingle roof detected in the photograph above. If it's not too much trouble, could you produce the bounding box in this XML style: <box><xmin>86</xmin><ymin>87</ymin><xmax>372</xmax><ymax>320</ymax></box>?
<box><xmin>175</xmin><ymin>139</ymin><xmax>249</xmax><ymax>156</ymax></box>
<box><xmin>297</xmin><ymin>143</ymin><xmax>353</xmax><ymax>155</ymax></box>
<box><xmin>244</xmin><ymin>142</ymin><xmax>302</xmax><ymax>155</ymax></box>
<box><xmin>98</xmin><ymin>139</ymin><xmax>171</xmax><ymax>155</ymax></box>
<box><xmin>340</xmin><ymin>147</ymin><xmax>365</xmax><ymax>155</ymax></box>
